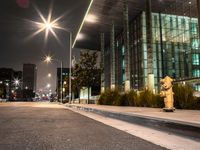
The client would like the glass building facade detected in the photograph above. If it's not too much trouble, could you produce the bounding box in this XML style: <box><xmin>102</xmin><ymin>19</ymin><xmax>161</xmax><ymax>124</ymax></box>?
<box><xmin>104</xmin><ymin>11</ymin><xmax>200</xmax><ymax>91</ymax></box>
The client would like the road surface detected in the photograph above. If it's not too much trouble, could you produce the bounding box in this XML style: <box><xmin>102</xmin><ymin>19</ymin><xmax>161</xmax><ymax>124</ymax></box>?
<box><xmin>0</xmin><ymin>102</ymin><xmax>167</xmax><ymax>150</ymax></box>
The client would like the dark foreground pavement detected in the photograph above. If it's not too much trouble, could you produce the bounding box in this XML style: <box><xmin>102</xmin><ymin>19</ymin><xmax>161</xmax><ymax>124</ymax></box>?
<box><xmin>0</xmin><ymin>102</ymin><xmax>167</xmax><ymax>150</ymax></box>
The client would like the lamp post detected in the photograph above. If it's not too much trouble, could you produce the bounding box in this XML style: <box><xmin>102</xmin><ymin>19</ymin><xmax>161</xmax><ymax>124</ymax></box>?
<box><xmin>69</xmin><ymin>32</ymin><xmax>72</xmax><ymax>104</ymax></box>
<box><xmin>60</xmin><ymin>60</ymin><xmax>63</xmax><ymax>103</ymax></box>
<box><xmin>44</xmin><ymin>55</ymin><xmax>63</xmax><ymax>103</ymax></box>
<box><xmin>34</xmin><ymin>10</ymin><xmax>73</xmax><ymax>104</ymax></box>
<box><xmin>45</xmin><ymin>32</ymin><xmax>72</xmax><ymax>104</ymax></box>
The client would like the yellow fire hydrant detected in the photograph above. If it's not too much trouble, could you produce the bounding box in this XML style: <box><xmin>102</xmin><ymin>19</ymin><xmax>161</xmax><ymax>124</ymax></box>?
<box><xmin>160</xmin><ymin>76</ymin><xmax>175</xmax><ymax>112</ymax></box>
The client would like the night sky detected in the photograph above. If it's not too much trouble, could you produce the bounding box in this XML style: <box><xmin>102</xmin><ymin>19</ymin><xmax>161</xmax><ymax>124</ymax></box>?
<box><xmin>0</xmin><ymin>0</ymin><xmax>90</xmax><ymax>92</ymax></box>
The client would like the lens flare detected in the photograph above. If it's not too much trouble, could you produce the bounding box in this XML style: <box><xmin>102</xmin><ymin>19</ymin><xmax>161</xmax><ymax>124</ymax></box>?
<box><xmin>26</xmin><ymin>2</ymin><xmax>66</xmax><ymax>45</ymax></box>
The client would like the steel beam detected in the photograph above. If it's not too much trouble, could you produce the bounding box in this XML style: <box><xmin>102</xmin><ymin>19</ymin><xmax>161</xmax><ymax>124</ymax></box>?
<box><xmin>197</xmin><ymin>0</ymin><xmax>200</xmax><ymax>40</ymax></box>
<box><xmin>100</xmin><ymin>33</ymin><xmax>105</xmax><ymax>92</ymax></box>
<box><xmin>110</xmin><ymin>21</ymin><xmax>116</xmax><ymax>89</ymax></box>
<box><xmin>146</xmin><ymin>0</ymin><xmax>155</xmax><ymax>91</ymax></box>
<box><xmin>123</xmin><ymin>0</ymin><xmax>130</xmax><ymax>91</ymax></box>
<box><xmin>146</xmin><ymin>0</ymin><xmax>153</xmax><ymax>74</ymax></box>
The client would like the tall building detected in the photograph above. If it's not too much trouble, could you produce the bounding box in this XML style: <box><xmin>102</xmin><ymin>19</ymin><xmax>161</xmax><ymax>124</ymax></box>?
<box><xmin>73</xmin><ymin>0</ymin><xmax>200</xmax><ymax>92</ymax></box>
<box><xmin>108</xmin><ymin>12</ymin><xmax>200</xmax><ymax>92</ymax></box>
<box><xmin>114</xmin><ymin>12</ymin><xmax>200</xmax><ymax>91</ymax></box>
<box><xmin>23</xmin><ymin>64</ymin><xmax>37</xmax><ymax>92</ymax></box>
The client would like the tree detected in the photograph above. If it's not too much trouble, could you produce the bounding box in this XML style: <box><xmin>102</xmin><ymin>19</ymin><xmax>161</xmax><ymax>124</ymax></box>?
<box><xmin>63</xmin><ymin>66</ymin><xmax>82</xmax><ymax>103</ymax></box>
<box><xmin>74</xmin><ymin>51</ymin><xmax>101</xmax><ymax>104</ymax></box>
<box><xmin>63</xmin><ymin>51</ymin><xmax>101</xmax><ymax>104</ymax></box>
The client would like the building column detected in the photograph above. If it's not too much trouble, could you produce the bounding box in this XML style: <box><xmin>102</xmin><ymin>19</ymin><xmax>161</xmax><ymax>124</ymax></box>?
<box><xmin>110</xmin><ymin>21</ymin><xmax>116</xmax><ymax>90</ymax></box>
<box><xmin>100</xmin><ymin>33</ymin><xmax>105</xmax><ymax>93</ymax></box>
<box><xmin>146</xmin><ymin>0</ymin><xmax>155</xmax><ymax>91</ymax></box>
<box><xmin>159</xmin><ymin>12</ymin><xmax>164</xmax><ymax>78</ymax></box>
<box><xmin>123</xmin><ymin>0</ymin><xmax>130</xmax><ymax>92</ymax></box>
<box><xmin>197</xmin><ymin>0</ymin><xmax>200</xmax><ymax>39</ymax></box>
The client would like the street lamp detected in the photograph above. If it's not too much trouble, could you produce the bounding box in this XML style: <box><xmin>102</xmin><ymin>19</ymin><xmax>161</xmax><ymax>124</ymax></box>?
<box><xmin>13</xmin><ymin>79</ymin><xmax>20</xmax><ymax>87</ymax></box>
<box><xmin>47</xmin><ymin>83</ymin><xmax>51</xmax><ymax>88</ymax></box>
<box><xmin>44</xmin><ymin>55</ymin><xmax>63</xmax><ymax>103</ymax></box>
<box><xmin>42</xmin><ymin>33</ymin><xmax>73</xmax><ymax>105</ymax></box>
<box><xmin>32</xmin><ymin>5</ymin><xmax>73</xmax><ymax>104</ymax></box>
<box><xmin>48</xmin><ymin>73</ymin><xmax>52</xmax><ymax>78</ymax></box>
<box><xmin>44</xmin><ymin>55</ymin><xmax>52</xmax><ymax>63</ymax></box>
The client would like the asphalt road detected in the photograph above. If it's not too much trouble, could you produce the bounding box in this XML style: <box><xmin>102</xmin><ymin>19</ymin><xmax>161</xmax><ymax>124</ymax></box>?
<box><xmin>0</xmin><ymin>102</ymin><xmax>167</xmax><ymax>150</ymax></box>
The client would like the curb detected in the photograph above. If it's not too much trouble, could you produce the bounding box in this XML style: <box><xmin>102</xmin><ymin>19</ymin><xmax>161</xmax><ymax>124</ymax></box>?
<box><xmin>65</xmin><ymin>104</ymin><xmax>200</xmax><ymax>141</ymax></box>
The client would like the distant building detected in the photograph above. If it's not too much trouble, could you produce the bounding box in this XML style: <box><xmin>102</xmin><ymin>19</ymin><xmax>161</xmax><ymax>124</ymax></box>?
<box><xmin>14</xmin><ymin>71</ymin><xmax>22</xmax><ymax>80</ymax></box>
<box><xmin>0</xmin><ymin>68</ymin><xmax>14</xmax><ymax>83</ymax></box>
<box><xmin>23</xmin><ymin>64</ymin><xmax>37</xmax><ymax>99</ymax></box>
<box><xmin>57</xmin><ymin>68</ymin><xmax>69</xmax><ymax>99</ymax></box>
<box><xmin>0</xmin><ymin>68</ymin><xmax>22</xmax><ymax>99</ymax></box>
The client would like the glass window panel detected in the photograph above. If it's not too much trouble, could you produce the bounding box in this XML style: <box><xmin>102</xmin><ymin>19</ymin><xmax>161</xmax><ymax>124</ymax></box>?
<box><xmin>192</xmin><ymin>54</ymin><xmax>199</xmax><ymax>65</ymax></box>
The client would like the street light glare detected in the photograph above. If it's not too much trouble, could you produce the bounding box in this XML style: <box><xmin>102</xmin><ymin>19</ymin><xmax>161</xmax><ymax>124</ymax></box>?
<box><xmin>45</xmin><ymin>56</ymin><xmax>52</xmax><ymax>63</ymax></box>
<box><xmin>15</xmin><ymin>80</ymin><xmax>19</xmax><ymax>85</ymax></box>
<box><xmin>85</xmin><ymin>14</ymin><xmax>97</xmax><ymax>23</ymax></box>
<box><xmin>45</xmin><ymin>23</ymin><xmax>53</xmax><ymax>31</ymax></box>
<box><xmin>26</xmin><ymin>4</ymin><xmax>66</xmax><ymax>45</ymax></box>
<box><xmin>77</xmin><ymin>33</ymin><xmax>85</xmax><ymax>40</ymax></box>
<box><xmin>48</xmin><ymin>73</ymin><xmax>52</xmax><ymax>77</ymax></box>
<box><xmin>47</xmin><ymin>84</ymin><xmax>51</xmax><ymax>88</ymax></box>
<box><xmin>13</xmin><ymin>78</ymin><xmax>20</xmax><ymax>86</ymax></box>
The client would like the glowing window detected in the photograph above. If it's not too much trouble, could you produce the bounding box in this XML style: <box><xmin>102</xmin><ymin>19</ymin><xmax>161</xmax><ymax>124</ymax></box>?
<box><xmin>193</xmin><ymin>69</ymin><xmax>200</xmax><ymax>77</ymax></box>
<box><xmin>192</xmin><ymin>54</ymin><xmax>199</xmax><ymax>65</ymax></box>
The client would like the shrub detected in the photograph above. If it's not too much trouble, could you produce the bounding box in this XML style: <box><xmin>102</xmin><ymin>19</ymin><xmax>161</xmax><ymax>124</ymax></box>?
<box><xmin>115</xmin><ymin>90</ymin><xmax>138</xmax><ymax>106</ymax></box>
<box><xmin>135</xmin><ymin>89</ymin><xmax>164</xmax><ymax>108</ymax></box>
<box><xmin>98</xmin><ymin>89</ymin><xmax>120</xmax><ymax>105</ymax></box>
<box><xmin>115</xmin><ymin>93</ymin><xmax>128</xmax><ymax>106</ymax></box>
<box><xmin>126</xmin><ymin>90</ymin><xmax>138</xmax><ymax>106</ymax></box>
<box><xmin>193</xmin><ymin>97</ymin><xmax>200</xmax><ymax>110</ymax></box>
<box><xmin>98</xmin><ymin>88</ymin><xmax>163</xmax><ymax>107</ymax></box>
<box><xmin>138</xmin><ymin>89</ymin><xmax>153</xmax><ymax>107</ymax></box>
<box><xmin>98</xmin><ymin>85</ymin><xmax>198</xmax><ymax>110</ymax></box>
<box><xmin>173</xmin><ymin>84</ymin><xmax>195</xmax><ymax>109</ymax></box>
<box><xmin>98</xmin><ymin>89</ymin><xmax>138</xmax><ymax>106</ymax></box>
<box><xmin>154</xmin><ymin>94</ymin><xmax>164</xmax><ymax>108</ymax></box>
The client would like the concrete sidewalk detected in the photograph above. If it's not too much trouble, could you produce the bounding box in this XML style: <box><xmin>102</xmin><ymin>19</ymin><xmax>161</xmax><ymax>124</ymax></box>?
<box><xmin>65</xmin><ymin>104</ymin><xmax>200</xmax><ymax>140</ymax></box>
<box><xmin>66</xmin><ymin>104</ymin><xmax>200</xmax><ymax>125</ymax></box>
